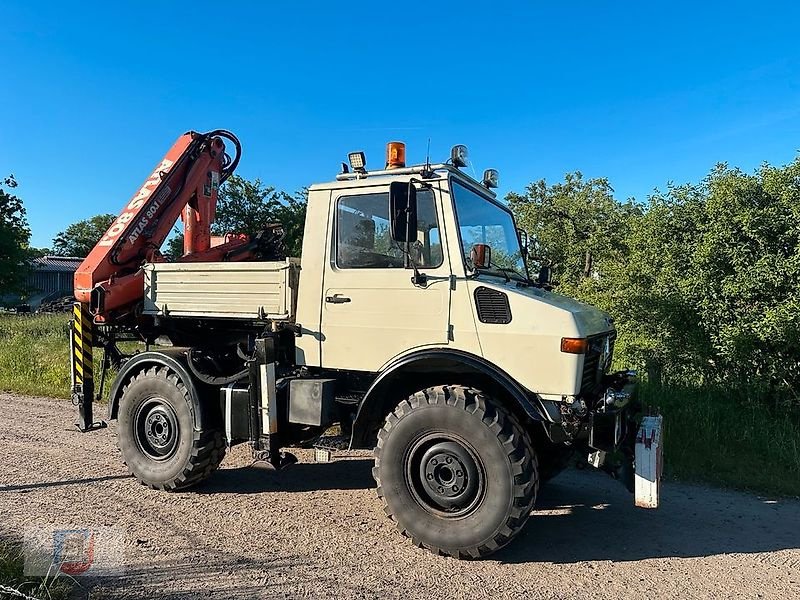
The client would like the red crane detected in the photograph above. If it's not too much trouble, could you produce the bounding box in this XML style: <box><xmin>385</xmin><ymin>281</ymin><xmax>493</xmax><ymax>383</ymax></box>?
<box><xmin>71</xmin><ymin>129</ymin><xmax>268</xmax><ymax>430</ymax></box>
<box><xmin>73</xmin><ymin>130</ymin><xmax>252</xmax><ymax>320</ymax></box>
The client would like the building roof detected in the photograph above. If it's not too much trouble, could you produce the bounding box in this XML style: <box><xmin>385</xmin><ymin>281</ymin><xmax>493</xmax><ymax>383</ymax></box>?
<box><xmin>30</xmin><ymin>256</ymin><xmax>83</xmax><ymax>272</ymax></box>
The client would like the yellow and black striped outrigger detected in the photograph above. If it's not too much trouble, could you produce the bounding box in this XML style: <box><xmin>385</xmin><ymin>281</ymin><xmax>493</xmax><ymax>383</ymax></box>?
<box><xmin>70</xmin><ymin>302</ymin><xmax>103</xmax><ymax>431</ymax></box>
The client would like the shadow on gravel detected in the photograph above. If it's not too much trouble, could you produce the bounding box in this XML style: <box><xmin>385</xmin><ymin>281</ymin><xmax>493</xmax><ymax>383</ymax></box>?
<box><xmin>196</xmin><ymin>458</ymin><xmax>375</xmax><ymax>494</ymax></box>
<box><xmin>0</xmin><ymin>474</ymin><xmax>130</xmax><ymax>492</ymax></box>
<box><xmin>497</xmin><ymin>470</ymin><xmax>800</xmax><ymax>564</ymax></box>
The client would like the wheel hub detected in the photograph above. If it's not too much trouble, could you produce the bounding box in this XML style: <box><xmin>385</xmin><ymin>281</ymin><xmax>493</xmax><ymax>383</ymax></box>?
<box><xmin>135</xmin><ymin>399</ymin><xmax>179</xmax><ymax>460</ymax></box>
<box><xmin>145</xmin><ymin>410</ymin><xmax>172</xmax><ymax>448</ymax></box>
<box><xmin>411</xmin><ymin>439</ymin><xmax>482</xmax><ymax>515</ymax></box>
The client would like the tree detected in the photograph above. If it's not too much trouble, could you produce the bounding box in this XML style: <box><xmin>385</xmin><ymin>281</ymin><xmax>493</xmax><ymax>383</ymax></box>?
<box><xmin>52</xmin><ymin>213</ymin><xmax>116</xmax><ymax>257</ymax></box>
<box><xmin>676</xmin><ymin>161</ymin><xmax>800</xmax><ymax>394</ymax></box>
<box><xmin>0</xmin><ymin>175</ymin><xmax>32</xmax><ymax>294</ymax></box>
<box><xmin>163</xmin><ymin>230</ymin><xmax>185</xmax><ymax>261</ymax></box>
<box><xmin>508</xmin><ymin>172</ymin><xmax>640</xmax><ymax>294</ymax></box>
<box><xmin>163</xmin><ymin>176</ymin><xmax>307</xmax><ymax>259</ymax></box>
<box><xmin>212</xmin><ymin>176</ymin><xmax>307</xmax><ymax>257</ymax></box>
<box><xmin>509</xmin><ymin>161</ymin><xmax>800</xmax><ymax>403</ymax></box>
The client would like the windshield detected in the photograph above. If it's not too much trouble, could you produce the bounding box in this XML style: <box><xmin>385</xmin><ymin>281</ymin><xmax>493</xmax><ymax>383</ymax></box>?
<box><xmin>451</xmin><ymin>180</ymin><xmax>527</xmax><ymax>279</ymax></box>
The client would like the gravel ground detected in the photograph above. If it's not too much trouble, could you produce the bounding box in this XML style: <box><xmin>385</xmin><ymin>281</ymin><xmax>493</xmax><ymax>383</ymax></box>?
<box><xmin>0</xmin><ymin>392</ymin><xmax>798</xmax><ymax>599</ymax></box>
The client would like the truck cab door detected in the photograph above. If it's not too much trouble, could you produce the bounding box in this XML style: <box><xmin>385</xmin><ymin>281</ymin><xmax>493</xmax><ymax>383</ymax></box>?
<box><xmin>320</xmin><ymin>184</ymin><xmax>451</xmax><ymax>371</ymax></box>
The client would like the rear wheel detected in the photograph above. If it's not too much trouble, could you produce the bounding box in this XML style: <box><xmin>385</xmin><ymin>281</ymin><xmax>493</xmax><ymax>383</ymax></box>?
<box><xmin>117</xmin><ymin>366</ymin><xmax>225</xmax><ymax>490</ymax></box>
<box><xmin>373</xmin><ymin>385</ymin><xmax>538</xmax><ymax>559</ymax></box>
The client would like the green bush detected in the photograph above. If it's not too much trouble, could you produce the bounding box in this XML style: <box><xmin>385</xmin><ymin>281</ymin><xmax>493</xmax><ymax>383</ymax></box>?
<box><xmin>510</xmin><ymin>160</ymin><xmax>800</xmax><ymax>405</ymax></box>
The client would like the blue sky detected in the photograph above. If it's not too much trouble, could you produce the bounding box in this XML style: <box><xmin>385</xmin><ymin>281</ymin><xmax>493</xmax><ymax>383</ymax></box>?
<box><xmin>2</xmin><ymin>1</ymin><xmax>799</xmax><ymax>248</ymax></box>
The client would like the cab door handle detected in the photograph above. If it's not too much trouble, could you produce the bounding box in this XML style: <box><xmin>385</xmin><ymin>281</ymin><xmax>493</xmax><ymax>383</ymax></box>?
<box><xmin>325</xmin><ymin>295</ymin><xmax>351</xmax><ymax>304</ymax></box>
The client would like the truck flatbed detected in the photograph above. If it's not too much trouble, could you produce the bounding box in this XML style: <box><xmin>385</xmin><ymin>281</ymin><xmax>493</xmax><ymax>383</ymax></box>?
<box><xmin>143</xmin><ymin>259</ymin><xmax>299</xmax><ymax>321</ymax></box>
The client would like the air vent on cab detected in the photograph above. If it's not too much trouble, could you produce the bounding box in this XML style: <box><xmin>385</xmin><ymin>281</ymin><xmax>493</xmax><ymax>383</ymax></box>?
<box><xmin>474</xmin><ymin>286</ymin><xmax>512</xmax><ymax>324</ymax></box>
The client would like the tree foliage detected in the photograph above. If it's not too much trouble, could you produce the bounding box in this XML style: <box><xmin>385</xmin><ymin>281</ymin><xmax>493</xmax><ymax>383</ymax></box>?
<box><xmin>0</xmin><ymin>175</ymin><xmax>33</xmax><ymax>294</ymax></box>
<box><xmin>509</xmin><ymin>161</ymin><xmax>800</xmax><ymax>404</ymax></box>
<box><xmin>212</xmin><ymin>175</ymin><xmax>307</xmax><ymax>257</ymax></box>
<box><xmin>52</xmin><ymin>213</ymin><xmax>116</xmax><ymax>257</ymax></box>
<box><xmin>509</xmin><ymin>172</ymin><xmax>641</xmax><ymax>292</ymax></box>
<box><xmin>165</xmin><ymin>175</ymin><xmax>307</xmax><ymax>259</ymax></box>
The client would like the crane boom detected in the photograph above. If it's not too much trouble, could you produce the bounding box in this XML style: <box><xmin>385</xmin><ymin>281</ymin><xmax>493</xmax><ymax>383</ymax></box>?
<box><xmin>70</xmin><ymin>129</ymin><xmax>256</xmax><ymax>431</ymax></box>
<box><xmin>73</xmin><ymin>129</ymin><xmax>244</xmax><ymax>319</ymax></box>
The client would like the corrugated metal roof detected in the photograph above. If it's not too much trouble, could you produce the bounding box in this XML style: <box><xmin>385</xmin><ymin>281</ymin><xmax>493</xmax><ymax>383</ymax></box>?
<box><xmin>30</xmin><ymin>256</ymin><xmax>83</xmax><ymax>272</ymax></box>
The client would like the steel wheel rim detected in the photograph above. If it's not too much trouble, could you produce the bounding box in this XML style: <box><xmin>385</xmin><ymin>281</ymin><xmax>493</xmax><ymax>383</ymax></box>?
<box><xmin>134</xmin><ymin>398</ymin><xmax>180</xmax><ymax>461</ymax></box>
<box><xmin>405</xmin><ymin>432</ymin><xmax>485</xmax><ymax>518</ymax></box>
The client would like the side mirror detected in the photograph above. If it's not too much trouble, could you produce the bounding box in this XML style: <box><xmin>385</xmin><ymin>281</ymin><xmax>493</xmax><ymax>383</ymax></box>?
<box><xmin>537</xmin><ymin>264</ymin><xmax>551</xmax><ymax>285</ymax></box>
<box><xmin>470</xmin><ymin>243</ymin><xmax>492</xmax><ymax>269</ymax></box>
<box><xmin>389</xmin><ymin>181</ymin><xmax>418</xmax><ymax>243</ymax></box>
<box><xmin>517</xmin><ymin>228</ymin><xmax>529</xmax><ymax>259</ymax></box>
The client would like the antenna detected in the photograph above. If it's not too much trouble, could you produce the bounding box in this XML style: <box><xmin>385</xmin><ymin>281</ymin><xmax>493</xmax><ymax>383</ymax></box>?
<box><xmin>422</xmin><ymin>137</ymin><xmax>432</xmax><ymax>177</ymax></box>
<box><xmin>426</xmin><ymin>137</ymin><xmax>431</xmax><ymax>168</ymax></box>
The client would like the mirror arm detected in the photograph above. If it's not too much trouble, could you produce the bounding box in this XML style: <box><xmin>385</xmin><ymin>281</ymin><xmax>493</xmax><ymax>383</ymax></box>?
<box><xmin>406</xmin><ymin>179</ymin><xmax>425</xmax><ymax>286</ymax></box>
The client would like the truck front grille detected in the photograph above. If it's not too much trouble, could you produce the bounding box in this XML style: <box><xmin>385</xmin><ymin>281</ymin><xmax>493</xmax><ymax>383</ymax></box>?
<box><xmin>580</xmin><ymin>333</ymin><xmax>616</xmax><ymax>395</ymax></box>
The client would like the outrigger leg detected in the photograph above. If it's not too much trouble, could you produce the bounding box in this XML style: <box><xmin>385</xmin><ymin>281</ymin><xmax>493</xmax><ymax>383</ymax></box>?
<box><xmin>70</xmin><ymin>302</ymin><xmax>106</xmax><ymax>432</ymax></box>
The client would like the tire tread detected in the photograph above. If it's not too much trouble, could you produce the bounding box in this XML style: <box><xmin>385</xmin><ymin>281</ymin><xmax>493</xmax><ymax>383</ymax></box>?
<box><xmin>118</xmin><ymin>366</ymin><xmax>226</xmax><ymax>491</ymax></box>
<box><xmin>373</xmin><ymin>385</ymin><xmax>539</xmax><ymax>559</ymax></box>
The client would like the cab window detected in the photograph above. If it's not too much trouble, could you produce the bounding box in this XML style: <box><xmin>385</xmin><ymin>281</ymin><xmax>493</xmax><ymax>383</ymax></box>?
<box><xmin>336</xmin><ymin>189</ymin><xmax>443</xmax><ymax>269</ymax></box>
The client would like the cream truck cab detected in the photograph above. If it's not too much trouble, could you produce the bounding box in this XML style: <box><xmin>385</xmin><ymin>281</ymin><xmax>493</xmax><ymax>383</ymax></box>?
<box><xmin>75</xmin><ymin>137</ymin><xmax>650</xmax><ymax>560</ymax></box>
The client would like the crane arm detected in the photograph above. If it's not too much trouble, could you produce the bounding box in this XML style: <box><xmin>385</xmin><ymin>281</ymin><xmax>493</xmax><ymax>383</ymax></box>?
<box><xmin>73</xmin><ymin>130</ymin><xmax>244</xmax><ymax>319</ymax></box>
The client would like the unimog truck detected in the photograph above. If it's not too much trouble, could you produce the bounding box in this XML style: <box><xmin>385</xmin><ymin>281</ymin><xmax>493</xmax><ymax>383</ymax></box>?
<box><xmin>70</xmin><ymin>131</ymin><xmax>654</xmax><ymax>559</ymax></box>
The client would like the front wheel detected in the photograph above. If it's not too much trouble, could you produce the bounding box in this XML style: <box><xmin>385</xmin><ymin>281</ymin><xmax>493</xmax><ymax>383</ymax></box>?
<box><xmin>373</xmin><ymin>386</ymin><xmax>538</xmax><ymax>559</ymax></box>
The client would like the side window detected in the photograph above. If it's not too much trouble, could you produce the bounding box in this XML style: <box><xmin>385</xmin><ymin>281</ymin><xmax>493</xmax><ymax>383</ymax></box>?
<box><xmin>415</xmin><ymin>192</ymin><xmax>443</xmax><ymax>268</ymax></box>
<box><xmin>336</xmin><ymin>189</ymin><xmax>443</xmax><ymax>269</ymax></box>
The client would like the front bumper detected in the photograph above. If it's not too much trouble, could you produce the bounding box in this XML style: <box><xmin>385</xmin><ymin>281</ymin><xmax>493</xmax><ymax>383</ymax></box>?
<box><xmin>588</xmin><ymin>370</ymin><xmax>639</xmax><ymax>453</ymax></box>
<box><xmin>584</xmin><ymin>370</ymin><xmax>663</xmax><ymax>508</ymax></box>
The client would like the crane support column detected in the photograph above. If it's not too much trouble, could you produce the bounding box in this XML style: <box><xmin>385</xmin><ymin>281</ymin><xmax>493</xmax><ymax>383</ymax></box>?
<box><xmin>71</xmin><ymin>302</ymin><xmax>102</xmax><ymax>431</ymax></box>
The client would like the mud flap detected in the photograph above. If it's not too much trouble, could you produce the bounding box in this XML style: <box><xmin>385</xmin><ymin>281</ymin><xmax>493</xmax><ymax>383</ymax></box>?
<box><xmin>634</xmin><ymin>415</ymin><xmax>663</xmax><ymax>508</ymax></box>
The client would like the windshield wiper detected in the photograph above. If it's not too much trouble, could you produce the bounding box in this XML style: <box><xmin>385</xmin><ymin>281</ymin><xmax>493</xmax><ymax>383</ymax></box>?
<box><xmin>496</xmin><ymin>267</ymin><xmax>529</xmax><ymax>283</ymax></box>
<box><xmin>473</xmin><ymin>265</ymin><xmax>528</xmax><ymax>284</ymax></box>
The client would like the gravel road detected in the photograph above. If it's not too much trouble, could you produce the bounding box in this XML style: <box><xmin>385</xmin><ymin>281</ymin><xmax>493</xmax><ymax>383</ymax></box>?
<box><xmin>0</xmin><ymin>392</ymin><xmax>798</xmax><ymax>599</ymax></box>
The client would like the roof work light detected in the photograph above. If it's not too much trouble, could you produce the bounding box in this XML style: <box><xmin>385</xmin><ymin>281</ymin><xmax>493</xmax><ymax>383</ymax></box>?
<box><xmin>450</xmin><ymin>144</ymin><xmax>468</xmax><ymax>168</ymax></box>
<box><xmin>386</xmin><ymin>141</ymin><xmax>406</xmax><ymax>169</ymax></box>
<box><xmin>348</xmin><ymin>151</ymin><xmax>366</xmax><ymax>172</ymax></box>
<box><xmin>482</xmin><ymin>169</ymin><xmax>499</xmax><ymax>188</ymax></box>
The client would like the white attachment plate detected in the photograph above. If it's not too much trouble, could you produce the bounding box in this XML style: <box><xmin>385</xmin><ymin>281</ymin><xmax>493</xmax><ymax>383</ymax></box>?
<box><xmin>634</xmin><ymin>415</ymin><xmax>663</xmax><ymax>508</ymax></box>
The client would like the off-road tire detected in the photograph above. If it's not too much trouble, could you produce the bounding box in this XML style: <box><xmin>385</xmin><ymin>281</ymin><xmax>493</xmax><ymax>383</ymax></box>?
<box><xmin>117</xmin><ymin>366</ymin><xmax>225</xmax><ymax>491</ymax></box>
<box><xmin>373</xmin><ymin>385</ymin><xmax>538</xmax><ymax>559</ymax></box>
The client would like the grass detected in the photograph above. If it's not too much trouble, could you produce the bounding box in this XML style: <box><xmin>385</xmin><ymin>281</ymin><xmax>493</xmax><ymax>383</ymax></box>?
<box><xmin>1</xmin><ymin>314</ymin><xmax>798</xmax><ymax>498</ymax></box>
<box><xmin>0</xmin><ymin>538</ymin><xmax>74</xmax><ymax>600</ymax></box>
<box><xmin>641</xmin><ymin>382</ymin><xmax>800</xmax><ymax>497</ymax></box>
<box><xmin>0</xmin><ymin>314</ymin><xmax>72</xmax><ymax>399</ymax></box>
<box><xmin>0</xmin><ymin>314</ymin><xmax>135</xmax><ymax>402</ymax></box>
